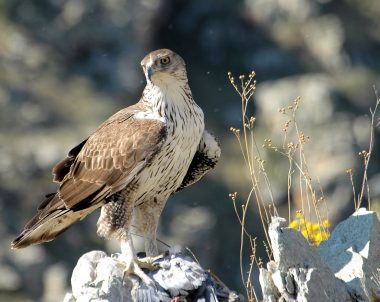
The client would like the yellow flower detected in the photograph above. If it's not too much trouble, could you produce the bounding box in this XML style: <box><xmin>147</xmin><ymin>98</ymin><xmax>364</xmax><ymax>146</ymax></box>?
<box><xmin>322</xmin><ymin>219</ymin><xmax>330</xmax><ymax>228</ymax></box>
<box><xmin>289</xmin><ymin>220</ymin><xmax>299</xmax><ymax>229</ymax></box>
<box><xmin>289</xmin><ymin>214</ymin><xmax>330</xmax><ymax>246</ymax></box>
<box><xmin>313</xmin><ymin>233</ymin><xmax>323</xmax><ymax>246</ymax></box>
<box><xmin>313</xmin><ymin>231</ymin><xmax>330</xmax><ymax>246</ymax></box>
<box><xmin>301</xmin><ymin>229</ymin><xmax>308</xmax><ymax>238</ymax></box>
<box><xmin>312</xmin><ymin>224</ymin><xmax>320</xmax><ymax>231</ymax></box>
<box><xmin>305</xmin><ymin>222</ymin><xmax>313</xmax><ymax>232</ymax></box>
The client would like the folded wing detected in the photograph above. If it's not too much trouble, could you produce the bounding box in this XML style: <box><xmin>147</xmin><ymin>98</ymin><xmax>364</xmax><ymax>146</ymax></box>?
<box><xmin>12</xmin><ymin>106</ymin><xmax>167</xmax><ymax>248</ymax></box>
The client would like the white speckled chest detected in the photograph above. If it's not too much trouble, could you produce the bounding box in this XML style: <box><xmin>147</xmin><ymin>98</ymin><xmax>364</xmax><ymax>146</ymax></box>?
<box><xmin>133</xmin><ymin>85</ymin><xmax>204</xmax><ymax>205</ymax></box>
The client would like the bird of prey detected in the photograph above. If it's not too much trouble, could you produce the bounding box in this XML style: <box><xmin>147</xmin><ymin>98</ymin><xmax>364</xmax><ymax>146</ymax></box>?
<box><xmin>11</xmin><ymin>48</ymin><xmax>221</xmax><ymax>285</ymax></box>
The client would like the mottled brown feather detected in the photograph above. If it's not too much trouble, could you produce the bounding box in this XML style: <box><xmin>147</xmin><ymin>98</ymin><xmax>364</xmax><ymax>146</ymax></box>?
<box><xmin>11</xmin><ymin>103</ymin><xmax>167</xmax><ymax>249</ymax></box>
<box><xmin>58</xmin><ymin>105</ymin><xmax>167</xmax><ymax>209</ymax></box>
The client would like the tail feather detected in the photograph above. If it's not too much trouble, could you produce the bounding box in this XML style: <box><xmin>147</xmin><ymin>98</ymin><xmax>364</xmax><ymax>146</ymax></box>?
<box><xmin>11</xmin><ymin>193</ymin><xmax>95</xmax><ymax>249</ymax></box>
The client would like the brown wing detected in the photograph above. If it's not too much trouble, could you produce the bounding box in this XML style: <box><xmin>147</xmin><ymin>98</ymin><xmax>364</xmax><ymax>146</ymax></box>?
<box><xmin>52</xmin><ymin>139</ymin><xmax>88</xmax><ymax>183</ymax></box>
<box><xmin>11</xmin><ymin>106</ymin><xmax>167</xmax><ymax>248</ymax></box>
<box><xmin>58</xmin><ymin>108</ymin><xmax>167</xmax><ymax>210</ymax></box>
<box><xmin>51</xmin><ymin>110</ymin><xmax>137</xmax><ymax>184</ymax></box>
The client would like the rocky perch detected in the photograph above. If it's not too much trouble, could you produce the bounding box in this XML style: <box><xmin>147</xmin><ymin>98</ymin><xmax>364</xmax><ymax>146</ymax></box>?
<box><xmin>63</xmin><ymin>209</ymin><xmax>380</xmax><ymax>302</ymax></box>
<box><xmin>260</xmin><ymin>208</ymin><xmax>380</xmax><ymax>302</ymax></box>
<box><xmin>64</xmin><ymin>249</ymin><xmax>241</xmax><ymax>302</ymax></box>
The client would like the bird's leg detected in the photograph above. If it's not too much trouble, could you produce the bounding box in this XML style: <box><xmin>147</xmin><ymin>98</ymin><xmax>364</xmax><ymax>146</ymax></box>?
<box><xmin>119</xmin><ymin>198</ymin><xmax>155</xmax><ymax>282</ymax></box>
<box><xmin>144</xmin><ymin>231</ymin><xmax>159</xmax><ymax>257</ymax></box>
<box><xmin>134</xmin><ymin>229</ymin><xmax>163</xmax><ymax>270</ymax></box>
<box><xmin>118</xmin><ymin>235</ymin><xmax>156</xmax><ymax>287</ymax></box>
<box><xmin>135</xmin><ymin>203</ymin><xmax>166</xmax><ymax>265</ymax></box>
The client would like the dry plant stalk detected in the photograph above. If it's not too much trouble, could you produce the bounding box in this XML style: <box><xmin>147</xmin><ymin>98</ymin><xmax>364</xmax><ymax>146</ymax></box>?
<box><xmin>228</xmin><ymin>71</ymin><xmax>379</xmax><ymax>300</ymax></box>
<box><xmin>228</xmin><ymin>71</ymin><xmax>338</xmax><ymax>299</ymax></box>
<box><xmin>265</xmin><ymin>98</ymin><xmax>330</xmax><ymax>242</ymax></box>
<box><xmin>355</xmin><ymin>87</ymin><xmax>380</xmax><ymax>210</ymax></box>
<box><xmin>346</xmin><ymin>87</ymin><xmax>380</xmax><ymax>211</ymax></box>
<box><xmin>228</xmin><ymin>71</ymin><xmax>277</xmax><ymax>301</ymax></box>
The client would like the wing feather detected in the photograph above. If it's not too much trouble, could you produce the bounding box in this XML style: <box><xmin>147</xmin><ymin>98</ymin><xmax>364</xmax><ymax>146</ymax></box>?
<box><xmin>11</xmin><ymin>106</ymin><xmax>167</xmax><ymax>248</ymax></box>
<box><xmin>59</xmin><ymin>108</ymin><xmax>167</xmax><ymax>209</ymax></box>
<box><xmin>52</xmin><ymin>139</ymin><xmax>88</xmax><ymax>182</ymax></box>
<box><xmin>176</xmin><ymin>130</ymin><xmax>220</xmax><ymax>192</ymax></box>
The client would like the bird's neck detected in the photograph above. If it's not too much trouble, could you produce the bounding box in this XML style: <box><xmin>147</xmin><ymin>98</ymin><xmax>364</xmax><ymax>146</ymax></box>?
<box><xmin>142</xmin><ymin>82</ymin><xmax>196</xmax><ymax>119</ymax></box>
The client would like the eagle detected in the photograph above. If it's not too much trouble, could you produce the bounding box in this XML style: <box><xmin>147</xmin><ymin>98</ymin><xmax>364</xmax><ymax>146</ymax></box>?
<box><xmin>11</xmin><ymin>49</ymin><xmax>221</xmax><ymax>285</ymax></box>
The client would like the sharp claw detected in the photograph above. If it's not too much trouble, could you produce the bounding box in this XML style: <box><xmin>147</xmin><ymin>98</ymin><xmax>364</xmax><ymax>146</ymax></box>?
<box><xmin>136</xmin><ymin>259</ymin><xmax>159</xmax><ymax>271</ymax></box>
<box><xmin>117</xmin><ymin>256</ymin><xmax>156</xmax><ymax>288</ymax></box>
<box><xmin>136</xmin><ymin>254</ymin><xmax>164</xmax><ymax>271</ymax></box>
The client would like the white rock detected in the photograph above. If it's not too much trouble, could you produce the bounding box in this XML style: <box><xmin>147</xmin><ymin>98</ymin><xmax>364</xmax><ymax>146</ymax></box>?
<box><xmin>271</xmin><ymin>269</ymin><xmax>285</xmax><ymax>294</ymax></box>
<box><xmin>260</xmin><ymin>217</ymin><xmax>351</xmax><ymax>301</ymax></box>
<box><xmin>259</xmin><ymin>267</ymin><xmax>280</xmax><ymax>302</ymax></box>
<box><xmin>65</xmin><ymin>250</ymin><xmax>241</xmax><ymax>302</ymax></box>
<box><xmin>318</xmin><ymin>208</ymin><xmax>380</xmax><ymax>301</ymax></box>
<box><xmin>63</xmin><ymin>293</ymin><xmax>75</xmax><ymax>302</ymax></box>
<box><xmin>260</xmin><ymin>209</ymin><xmax>380</xmax><ymax>301</ymax></box>
<box><xmin>70</xmin><ymin>250</ymin><xmax>132</xmax><ymax>301</ymax></box>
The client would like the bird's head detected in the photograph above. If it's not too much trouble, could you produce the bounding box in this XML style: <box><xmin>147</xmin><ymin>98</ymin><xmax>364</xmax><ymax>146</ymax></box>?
<box><xmin>141</xmin><ymin>49</ymin><xmax>187</xmax><ymax>86</ymax></box>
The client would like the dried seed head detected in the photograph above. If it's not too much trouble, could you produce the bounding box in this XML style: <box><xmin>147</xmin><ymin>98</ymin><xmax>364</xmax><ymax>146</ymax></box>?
<box><xmin>359</xmin><ymin>150</ymin><xmax>369</xmax><ymax>157</ymax></box>
<box><xmin>263</xmin><ymin>138</ymin><xmax>272</xmax><ymax>148</ymax></box>
<box><xmin>299</xmin><ymin>131</ymin><xmax>309</xmax><ymax>144</ymax></box>
<box><xmin>294</xmin><ymin>96</ymin><xmax>300</xmax><ymax>107</ymax></box>
<box><xmin>228</xmin><ymin>192</ymin><xmax>238</xmax><ymax>201</ymax></box>
<box><xmin>287</xmin><ymin>142</ymin><xmax>298</xmax><ymax>149</ymax></box>
<box><xmin>346</xmin><ymin>168</ymin><xmax>353</xmax><ymax>175</ymax></box>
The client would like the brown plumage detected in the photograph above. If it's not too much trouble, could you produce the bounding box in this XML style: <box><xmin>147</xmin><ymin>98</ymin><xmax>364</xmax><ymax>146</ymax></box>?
<box><xmin>11</xmin><ymin>48</ymin><xmax>220</xmax><ymax>284</ymax></box>
<box><xmin>12</xmin><ymin>104</ymin><xmax>167</xmax><ymax>248</ymax></box>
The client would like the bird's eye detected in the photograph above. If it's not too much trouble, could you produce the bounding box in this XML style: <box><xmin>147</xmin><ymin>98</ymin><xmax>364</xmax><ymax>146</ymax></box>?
<box><xmin>160</xmin><ymin>57</ymin><xmax>170</xmax><ymax>65</ymax></box>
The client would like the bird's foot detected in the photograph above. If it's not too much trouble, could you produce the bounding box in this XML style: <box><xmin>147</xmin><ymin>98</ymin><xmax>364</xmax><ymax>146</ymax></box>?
<box><xmin>117</xmin><ymin>255</ymin><xmax>156</xmax><ymax>287</ymax></box>
<box><xmin>136</xmin><ymin>254</ymin><xmax>165</xmax><ymax>271</ymax></box>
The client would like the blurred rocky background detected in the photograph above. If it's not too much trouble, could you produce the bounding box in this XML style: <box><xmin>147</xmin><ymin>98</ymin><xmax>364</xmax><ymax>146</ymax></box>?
<box><xmin>1</xmin><ymin>0</ymin><xmax>380</xmax><ymax>301</ymax></box>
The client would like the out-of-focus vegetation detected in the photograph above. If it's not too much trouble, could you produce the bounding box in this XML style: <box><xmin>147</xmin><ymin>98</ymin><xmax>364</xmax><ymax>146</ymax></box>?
<box><xmin>1</xmin><ymin>0</ymin><xmax>380</xmax><ymax>301</ymax></box>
